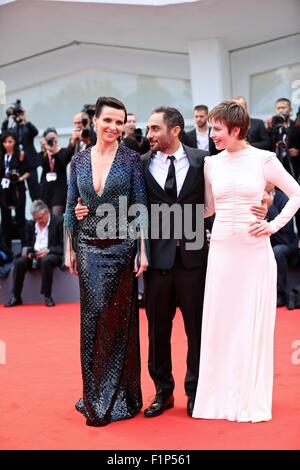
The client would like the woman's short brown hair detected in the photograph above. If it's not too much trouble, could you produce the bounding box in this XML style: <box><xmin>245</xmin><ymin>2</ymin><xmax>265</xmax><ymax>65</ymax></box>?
<box><xmin>208</xmin><ymin>100</ymin><xmax>250</xmax><ymax>140</ymax></box>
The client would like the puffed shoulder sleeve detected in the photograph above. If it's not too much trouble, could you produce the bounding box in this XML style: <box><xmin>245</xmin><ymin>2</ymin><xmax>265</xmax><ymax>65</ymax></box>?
<box><xmin>263</xmin><ymin>152</ymin><xmax>300</xmax><ymax>233</ymax></box>
<box><xmin>204</xmin><ymin>156</ymin><xmax>215</xmax><ymax>218</ymax></box>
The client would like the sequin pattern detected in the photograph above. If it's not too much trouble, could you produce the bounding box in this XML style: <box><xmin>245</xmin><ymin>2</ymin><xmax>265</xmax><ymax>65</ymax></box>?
<box><xmin>64</xmin><ymin>144</ymin><xmax>148</xmax><ymax>426</ymax></box>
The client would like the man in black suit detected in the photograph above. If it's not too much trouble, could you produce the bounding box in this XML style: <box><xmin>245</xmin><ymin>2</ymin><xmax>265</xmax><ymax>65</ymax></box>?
<box><xmin>233</xmin><ymin>96</ymin><xmax>270</xmax><ymax>150</ymax></box>
<box><xmin>5</xmin><ymin>200</ymin><xmax>63</xmax><ymax>307</ymax></box>
<box><xmin>183</xmin><ymin>105</ymin><xmax>219</xmax><ymax>155</ymax></box>
<box><xmin>141</xmin><ymin>107</ymin><xmax>209</xmax><ymax>418</ymax></box>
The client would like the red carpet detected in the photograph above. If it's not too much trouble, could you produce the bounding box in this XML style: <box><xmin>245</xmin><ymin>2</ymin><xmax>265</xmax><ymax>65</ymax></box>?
<box><xmin>0</xmin><ymin>303</ymin><xmax>299</xmax><ymax>450</ymax></box>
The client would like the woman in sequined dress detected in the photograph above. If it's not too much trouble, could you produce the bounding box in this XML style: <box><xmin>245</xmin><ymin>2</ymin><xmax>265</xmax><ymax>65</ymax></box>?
<box><xmin>64</xmin><ymin>97</ymin><xmax>149</xmax><ymax>427</ymax></box>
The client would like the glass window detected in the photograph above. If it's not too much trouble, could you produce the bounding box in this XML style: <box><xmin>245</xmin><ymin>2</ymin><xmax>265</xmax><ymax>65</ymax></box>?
<box><xmin>250</xmin><ymin>62</ymin><xmax>300</xmax><ymax>119</ymax></box>
<box><xmin>1</xmin><ymin>68</ymin><xmax>192</xmax><ymax>134</ymax></box>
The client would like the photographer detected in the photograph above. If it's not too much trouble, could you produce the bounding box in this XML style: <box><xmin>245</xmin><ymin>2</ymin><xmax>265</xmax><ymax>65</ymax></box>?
<box><xmin>70</xmin><ymin>111</ymin><xmax>96</xmax><ymax>153</ymax></box>
<box><xmin>39</xmin><ymin>128</ymin><xmax>75</xmax><ymax>216</ymax></box>
<box><xmin>4</xmin><ymin>200</ymin><xmax>63</xmax><ymax>308</ymax></box>
<box><xmin>1</xmin><ymin>100</ymin><xmax>40</xmax><ymax>202</ymax></box>
<box><xmin>0</xmin><ymin>131</ymin><xmax>30</xmax><ymax>248</ymax></box>
<box><xmin>270</xmin><ymin>98</ymin><xmax>300</xmax><ymax>179</ymax></box>
<box><xmin>122</xmin><ymin>113</ymin><xmax>150</xmax><ymax>155</ymax></box>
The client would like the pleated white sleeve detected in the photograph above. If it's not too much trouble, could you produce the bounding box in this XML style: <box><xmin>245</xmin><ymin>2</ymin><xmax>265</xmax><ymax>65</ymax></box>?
<box><xmin>263</xmin><ymin>152</ymin><xmax>300</xmax><ymax>234</ymax></box>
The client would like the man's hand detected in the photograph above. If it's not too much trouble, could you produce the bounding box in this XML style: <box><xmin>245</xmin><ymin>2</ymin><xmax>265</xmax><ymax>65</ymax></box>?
<box><xmin>289</xmin><ymin>147</ymin><xmax>299</xmax><ymax>158</ymax></box>
<box><xmin>70</xmin><ymin>129</ymin><xmax>81</xmax><ymax>146</ymax></box>
<box><xmin>75</xmin><ymin>197</ymin><xmax>89</xmax><ymax>220</ymax></box>
<box><xmin>250</xmin><ymin>201</ymin><xmax>268</xmax><ymax>220</ymax></box>
<box><xmin>36</xmin><ymin>248</ymin><xmax>49</xmax><ymax>259</ymax></box>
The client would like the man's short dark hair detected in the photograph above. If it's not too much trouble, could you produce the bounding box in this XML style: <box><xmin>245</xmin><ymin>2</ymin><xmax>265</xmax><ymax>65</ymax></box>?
<box><xmin>275</xmin><ymin>98</ymin><xmax>291</xmax><ymax>107</ymax></box>
<box><xmin>43</xmin><ymin>127</ymin><xmax>57</xmax><ymax>138</ymax></box>
<box><xmin>194</xmin><ymin>105</ymin><xmax>209</xmax><ymax>114</ymax></box>
<box><xmin>151</xmin><ymin>106</ymin><xmax>185</xmax><ymax>135</ymax></box>
<box><xmin>95</xmin><ymin>96</ymin><xmax>127</xmax><ymax>123</ymax></box>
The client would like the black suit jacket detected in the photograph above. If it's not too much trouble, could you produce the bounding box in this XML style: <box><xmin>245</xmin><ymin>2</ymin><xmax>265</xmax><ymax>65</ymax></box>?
<box><xmin>24</xmin><ymin>214</ymin><xmax>64</xmax><ymax>258</ymax></box>
<box><xmin>247</xmin><ymin>118</ymin><xmax>270</xmax><ymax>150</ymax></box>
<box><xmin>183</xmin><ymin>128</ymin><xmax>219</xmax><ymax>156</ymax></box>
<box><xmin>268</xmin><ymin>189</ymin><xmax>298</xmax><ymax>252</ymax></box>
<box><xmin>141</xmin><ymin>145</ymin><xmax>209</xmax><ymax>269</ymax></box>
<box><xmin>2</xmin><ymin>121</ymin><xmax>40</xmax><ymax>169</ymax></box>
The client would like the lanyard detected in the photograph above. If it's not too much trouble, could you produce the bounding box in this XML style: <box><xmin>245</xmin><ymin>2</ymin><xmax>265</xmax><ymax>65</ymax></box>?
<box><xmin>4</xmin><ymin>154</ymin><xmax>12</xmax><ymax>175</ymax></box>
<box><xmin>47</xmin><ymin>153</ymin><xmax>55</xmax><ymax>173</ymax></box>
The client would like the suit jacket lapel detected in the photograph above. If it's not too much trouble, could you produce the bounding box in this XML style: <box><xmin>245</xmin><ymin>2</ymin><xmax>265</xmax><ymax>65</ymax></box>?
<box><xmin>143</xmin><ymin>147</ymin><xmax>200</xmax><ymax>203</ymax></box>
<box><xmin>177</xmin><ymin>145</ymin><xmax>199</xmax><ymax>202</ymax></box>
<box><xmin>143</xmin><ymin>151</ymin><xmax>175</xmax><ymax>203</ymax></box>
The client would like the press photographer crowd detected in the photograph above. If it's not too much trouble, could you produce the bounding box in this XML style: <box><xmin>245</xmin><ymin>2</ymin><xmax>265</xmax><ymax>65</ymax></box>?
<box><xmin>0</xmin><ymin>96</ymin><xmax>299</xmax><ymax>309</ymax></box>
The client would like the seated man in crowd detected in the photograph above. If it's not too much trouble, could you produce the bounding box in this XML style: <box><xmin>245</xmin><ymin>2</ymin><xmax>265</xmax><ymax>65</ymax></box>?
<box><xmin>4</xmin><ymin>200</ymin><xmax>64</xmax><ymax>308</ymax></box>
<box><xmin>265</xmin><ymin>183</ymin><xmax>299</xmax><ymax>307</ymax></box>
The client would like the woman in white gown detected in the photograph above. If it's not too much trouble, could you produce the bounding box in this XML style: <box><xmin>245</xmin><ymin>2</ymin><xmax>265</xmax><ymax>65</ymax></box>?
<box><xmin>193</xmin><ymin>101</ymin><xmax>300</xmax><ymax>422</ymax></box>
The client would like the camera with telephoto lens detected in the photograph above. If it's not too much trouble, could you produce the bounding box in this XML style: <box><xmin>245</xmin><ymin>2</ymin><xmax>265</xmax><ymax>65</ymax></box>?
<box><xmin>11</xmin><ymin>99</ymin><xmax>24</xmax><ymax>122</ymax></box>
<box><xmin>82</xmin><ymin>104</ymin><xmax>95</xmax><ymax>120</ymax></box>
<box><xmin>271</xmin><ymin>113</ymin><xmax>294</xmax><ymax>176</ymax></box>
<box><xmin>81</xmin><ymin>117</ymin><xmax>90</xmax><ymax>139</ymax></box>
<box><xmin>271</xmin><ymin>113</ymin><xmax>288</xmax><ymax>149</ymax></box>
<box><xmin>46</xmin><ymin>137</ymin><xmax>55</xmax><ymax>147</ymax></box>
<box><xmin>271</xmin><ymin>113</ymin><xmax>289</xmax><ymax>128</ymax></box>
<box><xmin>28</xmin><ymin>249</ymin><xmax>38</xmax><ymax>269</ymax></box>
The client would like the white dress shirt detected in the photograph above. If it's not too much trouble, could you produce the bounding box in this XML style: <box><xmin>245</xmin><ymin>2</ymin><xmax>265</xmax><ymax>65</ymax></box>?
<box><xmin>148</xmin><ymin>144</ymin><xmax>189</xmax><ymax>196</ymax></box>
<box><xmin>34</xmin><ymin>215</ymin><xmax>50</xmax><ymax>252</ymax></box>
<box><xmin>196</xmin><ymin>128</ymin><xmax>209</xmax><ymax>151</ymax></box>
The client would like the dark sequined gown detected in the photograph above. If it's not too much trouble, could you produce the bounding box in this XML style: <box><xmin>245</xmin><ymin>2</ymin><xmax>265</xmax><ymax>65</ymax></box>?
<box><xmin>64</xmin><ymin>143</ymin><xmax>148</xmax><ymax>426</ymax></box>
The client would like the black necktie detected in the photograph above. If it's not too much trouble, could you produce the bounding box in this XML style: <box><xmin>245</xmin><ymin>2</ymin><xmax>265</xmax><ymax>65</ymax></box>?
<box><xmin>164</xmin><ymin>155</ymin><xmax>177</xmax><ymax>201</ymax></box>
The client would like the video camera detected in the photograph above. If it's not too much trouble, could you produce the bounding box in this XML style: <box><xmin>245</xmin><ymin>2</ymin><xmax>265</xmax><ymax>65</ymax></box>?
<box><xmin>46</xmin><ymin>137</ymin><xmax>56</xmax><ymax>147</ymax></box>
<box><xmin>271</xmin><ymin>113</ymin><xmax>289</xmax><ymax>128</ymax></box>
<box><xmin>82</xmin><ymin>104</ymin><xmax>95</xmax><ymax>120</ymax></box>
<box><xmin>10</xmin><ymin>99</ymin><xmax>24</xmax><ymax>122</ymax></box>
<box><xmin>271</xmin><ymin>113</ymin><xmax>294</xmax><ymax>177</ymax></box>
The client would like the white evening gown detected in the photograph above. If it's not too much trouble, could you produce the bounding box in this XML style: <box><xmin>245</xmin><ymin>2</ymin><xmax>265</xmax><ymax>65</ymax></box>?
<box><xmin>193</xmin><ymin>147</ymin><xmax>300</xmax><ymax>423</ymax></box>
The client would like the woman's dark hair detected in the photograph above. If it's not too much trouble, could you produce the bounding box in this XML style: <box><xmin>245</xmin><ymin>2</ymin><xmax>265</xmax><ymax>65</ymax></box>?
<box><xmin>0</xmin><ymin>131</ymin><xmax>18</xmax><ymax>157</ymax></box>
<box><xmin>95</xmin><ymin>96</ymin><xmax>127</xmax><ymax>123</ymax></box>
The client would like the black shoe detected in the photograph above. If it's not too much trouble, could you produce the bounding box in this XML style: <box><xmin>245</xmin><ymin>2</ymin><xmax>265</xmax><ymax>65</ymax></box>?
<box><xmin>4</xmin><ymin>295</ymin><xmax>23</xmax><ymax>307</ymax></box>
<box><xmin>187</xmin><ymin>396</ymin><xmax>195</xmax><ymax>417</ymax></box>
<box><xmin>86</xmin><ymin>418</ymin><xmax>108</xmax><ymax>427</ymax></box>
<box><xmin>144</xmin><ymin>393</ymin><xmax>174</xmax><ymax>417</ymax></box>
<box><xmin>44</xmin><ymin>296</ymin><xmax>55</xmax><ymax>307</ymax></box>
<box><xmin>277</xmin><ymin>293</ymin><xmax>286</xmax><ymax>308</ymax></box>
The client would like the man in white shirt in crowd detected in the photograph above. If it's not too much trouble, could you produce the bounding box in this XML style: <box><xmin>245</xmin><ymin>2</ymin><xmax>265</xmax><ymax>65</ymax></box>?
<box><xmin>5</xmin><ymin>200</ymin><xmax>63</xmax><ymax>307</ymax></box>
